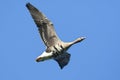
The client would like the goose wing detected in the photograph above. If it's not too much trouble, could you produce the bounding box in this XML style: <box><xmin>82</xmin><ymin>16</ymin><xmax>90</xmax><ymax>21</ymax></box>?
<box><xmin>26</xmin><ymin>3</ymin><xmax>60</xmax><ymax>47</ymax></box>
<box><xmin>54</xmin><ymin>52</ymin><xmax>71</xmax><ymax>69</ymax></box>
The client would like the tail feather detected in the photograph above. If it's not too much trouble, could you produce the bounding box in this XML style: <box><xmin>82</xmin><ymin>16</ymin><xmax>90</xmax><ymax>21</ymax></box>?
<box><xmin>54</xmin><ymin>52</ymin><xmax>71</xmax><ymax>69</ymax></box>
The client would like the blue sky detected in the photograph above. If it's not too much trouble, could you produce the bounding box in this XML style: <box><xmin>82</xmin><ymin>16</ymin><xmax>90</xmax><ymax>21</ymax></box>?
<box><xmin>0</xmin><ymin>0</ymin><xmax>120</xmax><ymax>80</ymax></box>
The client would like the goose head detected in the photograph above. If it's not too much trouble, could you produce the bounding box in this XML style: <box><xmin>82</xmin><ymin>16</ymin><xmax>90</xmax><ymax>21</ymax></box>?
<box><xmin>63</xmin><ymin>37</ymin><xmax>86</xmax><ymax>50</ymax></box>
<box><xmin>72</xmin><ymin>37</ymin><xmax>86</xmax><ymax>44</ymax></box>
<box><xmin>26</xmin><ymin>3</ymin><xmax>86</xmax><ymax>69</ymax></box>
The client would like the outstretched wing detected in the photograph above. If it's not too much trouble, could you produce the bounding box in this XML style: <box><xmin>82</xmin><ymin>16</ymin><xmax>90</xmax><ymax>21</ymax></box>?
<box><xmin>54</xmin><ymin>52</ymin><xmax>71</xmax><ymax>69</ymax></box>
<box><xmin>26</xmin><ymin>3</ymin><xmax>60</xmax><ymax>47</ymax></box>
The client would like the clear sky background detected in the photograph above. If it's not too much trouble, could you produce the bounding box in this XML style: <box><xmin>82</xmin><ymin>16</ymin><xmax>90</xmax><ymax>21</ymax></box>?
<box><xmin>0</xmin><ymin>0</ymin><xmax>120</xmax><ymax>80</ymax></box>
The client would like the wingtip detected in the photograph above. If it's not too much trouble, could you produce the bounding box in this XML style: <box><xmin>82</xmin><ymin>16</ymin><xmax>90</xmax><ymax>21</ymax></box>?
<box><xmin>54</xmin><ymin>53</ymin><xmax>71</xmax><ymax>69</ymax></box>
<box><xmin>26</xmin><ymin>2</ymin><xmax>30</xmax><ymax>7</ymax></box>
<box><xmin>60</xmin><ymin>66</ymin><xmax>64</xmax><ymax>69</ymax></box>
<box><xmin>26</xmin><ymin>2</ymin><xmax>34</xmax><ymax>9</ymax></box>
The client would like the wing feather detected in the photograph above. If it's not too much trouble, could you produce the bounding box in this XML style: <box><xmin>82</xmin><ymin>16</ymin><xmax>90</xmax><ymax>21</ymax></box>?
<box><xmin>26</xmin><ymin>3</ymin><xmax>61</xmax><ymax>47</ymax></box>
<box><xmin>54</xmin><ymin>52</ymin><xmax>71</xmax><ymax>69</ymax></box>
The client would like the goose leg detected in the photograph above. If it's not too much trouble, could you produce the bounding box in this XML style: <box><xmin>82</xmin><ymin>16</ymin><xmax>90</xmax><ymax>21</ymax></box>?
<box><xmin>53</xmin><ymin>46</ymin><xmax>60</xmax><ymax>57</ymax></box>
<box><xmin>54</xmin><ymin>46</ymin><xmax>61</xmax><ymax>53</ymax></box>
<box><xmin>53</xmin><ymin>44</ymin><xmax>64</xmax><ymax>57</ymax></box>
<box><xmin>60</xmin><ymin>45</ymin><xmax>64</xmax><ymax>53</ymax></box>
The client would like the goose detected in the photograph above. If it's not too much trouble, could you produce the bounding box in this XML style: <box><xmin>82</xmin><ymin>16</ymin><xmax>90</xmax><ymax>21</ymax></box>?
<box><xmin>26</xmin><ymin>3</ymin><xmax>86</xmax><ymax>69</ymax></box>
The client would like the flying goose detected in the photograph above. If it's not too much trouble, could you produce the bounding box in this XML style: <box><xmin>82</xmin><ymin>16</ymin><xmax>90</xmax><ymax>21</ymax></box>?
<box><xmin>26</xmin><ymin>3</ymin><xmax>85</xmax><ymax>69</ymax></box>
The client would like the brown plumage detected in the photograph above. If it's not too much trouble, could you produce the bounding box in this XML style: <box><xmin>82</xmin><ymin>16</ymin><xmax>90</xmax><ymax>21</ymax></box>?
<box><xmin>26</xmin><ymin>3</ymin><xmax>85</xmax><ymax>69</ymax></box>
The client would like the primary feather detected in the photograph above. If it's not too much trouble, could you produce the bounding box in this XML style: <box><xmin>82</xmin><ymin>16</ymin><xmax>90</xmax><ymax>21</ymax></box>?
<box><xmin>26</xmin><ymin>3</ymin><xmax>85</xmax><ymax>69</ymax></box>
